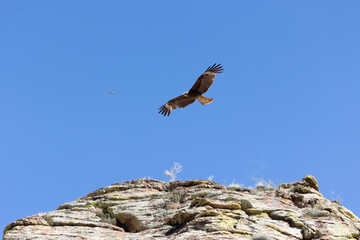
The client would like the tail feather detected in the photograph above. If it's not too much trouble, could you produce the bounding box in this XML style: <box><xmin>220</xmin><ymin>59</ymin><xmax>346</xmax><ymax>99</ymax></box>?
<box><xmin>197</xmin><ymin>96</ymin><xmax>214</xmax><ymax>105</ymax></box>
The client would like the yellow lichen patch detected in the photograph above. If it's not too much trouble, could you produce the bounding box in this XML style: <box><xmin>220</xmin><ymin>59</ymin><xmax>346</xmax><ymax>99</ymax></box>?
<box><xmin>302</xmin><ymin>175</ymin><xmax>319</xmax><ymax>191</ymax></box>
<box><xmin>42</xmin><ymin>216</ymin><xmax>53</xmax><ymax>226</ymax></box>
<box><xmin>286</xmin><ymin>213</ymin><xmax>304</xmax><ymax>228</ymax></box>
<box><xmin>198</xmin><ymin>198</ymin><xmax>211</xmax><ymax>206</ymax></box>
<box><xmin>224</xmin><ymin>210</ymin><xmax>244</xmax><ymax>219</ymax></box>
<box><xmin>213</xmin><ymin>215</ymin><xmax>251</xmax><ymax>235</ymax></box>
<box><xmin>278</xmin><ymin>183</ymin><xmax>291</xmax><ymax>189</ymax></box>
<box><xmin>254</xmin><ymin>212</ymin><xmax>270</xmax><ymax>218</ymax></box>
<box><xmin>338</xmin><ymin>206</ymin><xmax>360</xmax><ymax>222</ymax></box>
<box><xmin>217</xmin><ymin>215</ymin><xmax>252</xmax><ymax>236</ymax></box>
<box><xmin>105</xmin><ymin>192</ymin><xmax>158</xmax><ymax>200</ymax></box>
<box><xmin>210</xmin><ymin>201</ymin><xmax>241</xmax><ymax>210</ymax></box>
<box><xmin>327</xmin><ymin>222</ymin><xmax>359</xmax><ymax>238</ymax></box>
<box><xmin>244</xmin><ymin>208</ymin><xmax>263</xmax><ymax>215</ymax></box>
<box><xmin>191</xmin><ymin>191</ymin><xmax>209</xmax><ymax>199</ymax></box>
<box><xmin>239</xmin><ymin>199</ymin><xmax>252</xmax><ymax>210</ymax></box>
<box><xmin>312</xmin><ymin>191</ymin><xmax>324</xmax><ymax>197</ymax></box>
<box><xmin>280</xmin><ymin>199</ymin><xmax>293</xmax><ymax>205</ymax></box>
<box><xmin>199</xmin><ymin>210</ymin><xmax>220</xmax><ymax>217</ymax></box>
<box><xmin>194</xmin><ymin>184</ymin><xmax>212</xmax><ymax>189</ymax></box>
<box><xmin>192</xmin><ymin>198</ymin><xmax>241</xmax><ymax>210</ymax></box>
<box><xmin>167</xmin><ymin>209</ymin><xmax>199</xmax><ymax>225</ymax></box>
<box><xmin>266</xmin><ymin>223</ymin><xmax>301</xmax><ymax>238</ymax></box>
<box><xmin>84</xmin><ymin>202</ymin><xmax>95</xmax><ymax>209</ymax></box>
<box><xmin>217</xmin><ymin>216</ymin><xmax>237</xmax><ymax>231</ymax></box>
<box><xmin>232</xmin><ymin>225</ymin><xmax>252</xmax><ymax>235</ymax></box>
<box><xmin>71</xmin><ymin>207</ymin><xmax>90</xmax><ymax>212</ymax></box>
<box><xmin>292</xmin><ymin>219</ymin><xmax>304</xmax><ymax>228</ymax></box>
<box><xmin>267</xmin><ymin>223</ymin><xmax>281</xmax><ymax>232</ymax></box>
<box><xmin>294</xmin><ymin>185</ymin><xmax>313</xmax><ymax>194</ymax></box>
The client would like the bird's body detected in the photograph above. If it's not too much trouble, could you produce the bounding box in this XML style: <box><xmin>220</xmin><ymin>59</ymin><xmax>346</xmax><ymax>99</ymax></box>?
<box><xmin>159</xmin><ymin>63</ymin><xmax>223</xmax><ymax>116</ymax></box>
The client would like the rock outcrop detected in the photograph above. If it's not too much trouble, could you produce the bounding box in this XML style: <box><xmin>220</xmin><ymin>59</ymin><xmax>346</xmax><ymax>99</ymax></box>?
<box><xmin>3</xmin><ymin>176</ymin><xmax>360</xmax><ymax>239</ymax></box>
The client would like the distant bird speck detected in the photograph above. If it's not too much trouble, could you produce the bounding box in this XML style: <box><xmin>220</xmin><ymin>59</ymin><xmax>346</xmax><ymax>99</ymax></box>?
<box><xmin>109</xmin><ymin>91</ymin><xmax>115</xmax><ymax>94</ymax></box>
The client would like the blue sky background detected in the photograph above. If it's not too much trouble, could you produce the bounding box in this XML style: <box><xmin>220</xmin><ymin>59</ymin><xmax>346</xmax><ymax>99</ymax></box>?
<box><xmin>1</xmin><ymin>1</ymin><xmax>360</xmax><ymax>232</ymax></box>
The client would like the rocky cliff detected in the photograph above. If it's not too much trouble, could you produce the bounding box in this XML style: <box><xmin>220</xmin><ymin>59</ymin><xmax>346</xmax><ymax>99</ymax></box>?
<box><xmin>3</xmin><ymin>176</ymin><xmax>360</xmax><ymax>240</ymax></box>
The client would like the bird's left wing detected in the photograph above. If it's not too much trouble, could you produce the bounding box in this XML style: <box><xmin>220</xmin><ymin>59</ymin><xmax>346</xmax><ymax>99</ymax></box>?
<box><xmin>158</xmin><ymin>95</ymin><xmax>196</xmax><ymax>116</ymax></box>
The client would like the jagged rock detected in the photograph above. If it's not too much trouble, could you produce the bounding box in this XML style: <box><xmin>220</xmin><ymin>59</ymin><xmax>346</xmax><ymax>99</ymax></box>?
<box><xmin>3</xmin><ymin>176</ymin><xmax>360</xmax><ymax>240</ymax></box>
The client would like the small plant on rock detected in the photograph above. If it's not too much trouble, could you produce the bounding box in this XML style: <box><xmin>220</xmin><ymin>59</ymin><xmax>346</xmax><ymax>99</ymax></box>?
<box><xmin>165</xmin><ymin>162</ymin><xmax>182</xmax><ymax>182</ymax></box>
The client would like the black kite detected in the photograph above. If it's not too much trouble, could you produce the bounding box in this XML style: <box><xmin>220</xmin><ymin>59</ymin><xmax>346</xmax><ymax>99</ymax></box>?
<box><xmin>158</xmin><ymin>63</ymin><xmax>223</xmax><ymax>116</ymax></box>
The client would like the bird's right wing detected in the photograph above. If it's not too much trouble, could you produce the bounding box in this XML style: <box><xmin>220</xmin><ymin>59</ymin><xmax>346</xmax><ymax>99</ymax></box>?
<box><xmin>189</xmin><ymin>63</ymin><xmax>223</xmax><ymax>94</ymax></box>
<box><xmin>158</xmin><ymin>95</ymin><xmax>196</xmax><ymax>116</ymax></box>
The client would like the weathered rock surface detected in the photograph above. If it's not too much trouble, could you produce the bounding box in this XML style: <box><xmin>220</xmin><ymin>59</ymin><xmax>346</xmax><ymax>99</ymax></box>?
<box><xmin>3</xmin><ymin>175</ymin><xmax>360</xmax><ymax>239</ymax></box>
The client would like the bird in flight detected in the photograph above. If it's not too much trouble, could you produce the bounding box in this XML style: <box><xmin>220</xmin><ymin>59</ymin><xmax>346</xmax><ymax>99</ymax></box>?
<box><xmin>109</xmin><ymin>91</ymin><xmax>115</xmax><ymax>94</ymax></box>
<box><xmin>159</xmin><ymin>63</ymin><xmax>223</xmax><ymax>116</ymax></box>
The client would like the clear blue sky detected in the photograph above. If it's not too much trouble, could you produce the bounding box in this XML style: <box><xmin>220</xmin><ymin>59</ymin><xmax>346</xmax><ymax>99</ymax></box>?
<box><xmin>1</xmin><ymin>1</ymin><xmax>360</xmax><ymax>232</ymax></box>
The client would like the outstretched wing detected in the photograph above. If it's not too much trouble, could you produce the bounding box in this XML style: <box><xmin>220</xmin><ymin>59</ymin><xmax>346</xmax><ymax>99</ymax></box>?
<box><xmin>158</xmin><ymin>95</ymin><xmax>196</xmax><ymax>116</ymax></box>
<box><xmin>189</xmin><ymin>63</ymin><xmax>223</xmax><ymax>95</ymax></box>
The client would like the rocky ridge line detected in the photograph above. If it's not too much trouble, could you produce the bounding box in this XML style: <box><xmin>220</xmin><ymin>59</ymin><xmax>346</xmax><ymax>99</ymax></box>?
<box><xmin>3</xmin><ymin>175</ymin><xmax>360</xmax><ymax>240</ymax></box>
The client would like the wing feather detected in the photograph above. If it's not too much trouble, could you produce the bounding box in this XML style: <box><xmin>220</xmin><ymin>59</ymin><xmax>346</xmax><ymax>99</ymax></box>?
<box><xmin>189</xmin><ymin>63</ymin><xmax>223</xmax><ymax>94</ymax></box>
<box><xmin>158</xmin><ymin>95</ymin><xmax>196</xmax><ymax>116</ymax></box>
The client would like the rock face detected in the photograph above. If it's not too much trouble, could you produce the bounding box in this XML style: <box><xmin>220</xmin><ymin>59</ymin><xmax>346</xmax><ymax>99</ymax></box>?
<box><xmin>3</xmin><ymin>175</ymin><xmax>360</xmax><ymax>240</ymax></box>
